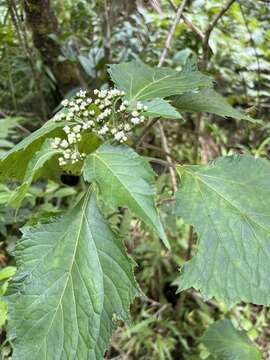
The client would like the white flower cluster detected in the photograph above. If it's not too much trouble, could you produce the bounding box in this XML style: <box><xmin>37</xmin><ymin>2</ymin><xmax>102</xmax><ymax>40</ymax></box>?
<box><xmin>52</xmin><ymin>88</ymin><xmax>148</xmax><ymax>167</ymax></box>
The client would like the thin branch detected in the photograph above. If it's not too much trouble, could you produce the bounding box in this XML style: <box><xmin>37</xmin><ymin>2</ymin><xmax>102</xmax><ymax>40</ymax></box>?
<box><xmin>181</xmin><ymin>14</ymin><xmax>205</xmax><ymax>40</ymax></box>
<box><xmin>150</xmin><ymin>0</ymin><xmax>164</xmax><ymax>15</ymax></box>
<box><xmin>134</xmin><ymin>118</ymin><xmax>160</xmax><ymax>149</ymax></box>
<box><xmin>157</xmin><ymin>1</ymin><xmax>188</xmax><ymax>193</ymax></box>
<box><xmin>208</xmin><ymin>0</ymin><xmax>235</xmax><ymax>31</ymax></box>
<box><xmin>202</xmin><ymin>0</ymin><xmax>236</xmax><ymax>69</ymax></box>
<box><xmin>139</xmin><ymin>142</ymin><xmax>181</xmax><ymax>164</ymax></box>
<box><xmin>148</xmin><ymin>157</ymin><xmax>176</xmax><ymax>168</ymax></box>
<box><xmin>158</xmin><ymin>122</ymin><xmax>178</xmax><ymax>192</ymax></box>
<box><xmin>239</xmin><ymin>3</ymin><xmax>261</xmax><ymax>106</ymax></box>
<box><xmin>103</xmin><ymin>0</ymin><xmax>112</xmax><ymax>63</ymax></box>
<box><xmin>158</xmin><ymin>0</ymin><xmax>189</xmax><ymax>66</ymax></box>
<box><xmin>157</xmin><ymin>196</ymin><xmax>175</xmax><ymax>206</ymax></box>
<box><xmin>167</xmin><ymin>0</ymin><xmax>205</xmax><ymax>40</ymax></box>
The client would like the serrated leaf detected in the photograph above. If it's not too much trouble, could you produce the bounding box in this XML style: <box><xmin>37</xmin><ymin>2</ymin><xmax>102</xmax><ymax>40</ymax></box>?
<box><xmin>7</xmin><ymin>189</ymin><xmax>139</xmax><ymax>360</ymax></box>
<box><xmin>174</xmin><ymin>155</ymin><xmax>270</xmax><ymax>306</ymax></box>
<box><xmin>109</xmin><ymin>60</ymin><xmax>212</xmax><ymax>102</ymax></box>
<box><xmin>0</xmin><ymin>120</ymin><xmax>65</xmax><ymax>181</ymax></box>
<box><xmin>9</xmin><ymin>140</ymin><xmax>62</xmax><ymax>209</ymax></box>
<box><xmin>83</xmin><ymin>142</ymin><xmax>169</xmax><ymax>249</ymax></box>
<box><xmin>202</xmin><ymin>320</ymin><xmax>262</xmax><ymax>360</ymax></box>
<box><xmin>173</xmin><ymin>88</ymin><xmax>259</xmax><ymax>123</ymax></box>
<box><xmin>142</xmin><ymin>99</ymin><xmax>181</xmax><ymax>119</ymax></box>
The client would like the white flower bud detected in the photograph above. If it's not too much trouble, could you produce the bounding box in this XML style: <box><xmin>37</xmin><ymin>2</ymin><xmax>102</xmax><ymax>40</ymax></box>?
<box><xmin>73</xmin><ymin>125</ymin><xmax>81</xmax><ymax>133</ymax></box>
<box><xmin>136</xmin><ymin>102</ymin><xmax>143</xmax><ymax>110</ymax></box>
<box><xmin>114</xmin><ymin>131</ymin><xmax>125</xmax><ymax>141</ymax></box>
<box><xmin>63</xmin><ymin>126</ymin><xmax>70</xmax><ymax>134</ymax></box>
<box><xmin>61</xmin><ymin>140</ymin><xmax>69</xmax><ymax>148</ymax></box>
<box><xmin>61</xmin><ymin>99</ymin><xmax>69</xmax><ymax>107</ymax></box>
<box><xmin>131</xmin><ymin>117</ymin><xmax>140</xmax><ymax>125</ymax></box>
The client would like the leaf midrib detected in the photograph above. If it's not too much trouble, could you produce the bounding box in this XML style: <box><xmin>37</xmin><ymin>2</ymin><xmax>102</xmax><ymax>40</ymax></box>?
<box><xmin>91</xmin><ymin>152</ymin><xmax>153</xmax><ymax>225</ymax></box>
<box><xmin>133</xmin><ymin>74</ymin><xmax>171</xmax><ymax>100</ymax></box>
<box><xmin>34</xmin><ymin>189</ymin><xmax>94</xmax><ymax>357</ymax></box>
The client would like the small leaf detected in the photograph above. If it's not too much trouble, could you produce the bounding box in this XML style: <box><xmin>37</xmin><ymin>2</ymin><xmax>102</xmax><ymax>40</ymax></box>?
<box><xmin>142</xmin><ymin>99</ymin><xmax>181</xmax><ymax>119</ymax></box>
<box><xmin>175</xmin><ymin>155</ymin><xmax>270</xmax><ymax>306</ymax></box>
<box><xmin>9</xmin><ymin>140</ymin><xmax>62</xmax><ymax>209</ymax></box>
<box><xmin>0</xmin><ymin>120</ymin><xmax>65</xmax><ymax>181</ymax></box>
<box><xmin>7</xmin><ymin>189</ymin><xmax>139</xmax><ymax>360</ymax></box>
<box><xmin>0</xmin><ymin>266</ymin><xmax>16</xmax><ymax>281</ymax></box>
<box><xmin>109</xmin><ymin>60</ymin><xmax>212</xmax><ymax>102</ymax></box>
<box><xmin>173</xmin><ymin>88</ymin><xmax>259</xmax><ymax>123</ymax></box>
<box><xmin>0</xmin><ymin>117</ymin><xmax>25</xmax><ymax>139</ymax></box>
<box><xmin>0</xmin><ymin>301</ymin><xmax>7</xmax><ymax>327</ymax></box>
<box><xmin>202</xmin><ymin>320</ymin><xmax>262</xmax><ymax>360</ymax></box>
<box><xmin>83</xmin><ymin>142</ymin><xmax>169</xmax><ymax>248</ymax></box>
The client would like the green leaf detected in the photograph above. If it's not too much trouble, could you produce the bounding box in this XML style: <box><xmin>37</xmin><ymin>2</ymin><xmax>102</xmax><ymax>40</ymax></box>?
<box><xmin>0</xmin><ymin>266</ymin><xmax>16</xmax><ymax>281</ymax></box>
<box><xmin>0</xmin><ymin>117</ymin><xmax>25</xmax><ymax>139</ymax></box>
<box><xmin>7</xmin><ymin>189</ymin><xmax>139</xmax><ymax>360</ymax></box>
<box><xmin>174</xmin><ymin>155</ymin><xmax>270</xmax><ymax>306</ymax></box>
<box><xmin>173</xmin><ymin>88</ymin><xmax>259</xmax><ymax>123</ymax></box>
<box><xmin>109</xmin><ymin>60</ymin><xmax>212</xmax><ymax>102</ymax></box>
<box><xmin>202</xmin><ymin>320</ymin><xmax>262</xmax><ymax>360</ymax></box>
<box><xmin>0</xmin><ymin>120</ymin><xmax>65</xmax><ymax>181</ymax></box>
<box><xmin>0</xmin><ymin>300</ymin><xmax>7</xmax><ymax>327</ymax></box>
<box><xmin>9</xmin><ymin>140</ymin><xmax>62</xmax><ymax>209</ymax></box>
<box><xmin>0</xmin><ymin>184</ymin><xmax>13</xmax><ymax>204</ymax></box>
<box><xmin>83</xmin><ymin>142</ymin><xmax>169</xmax><ymax>249</ymax></box>
<box><xmin>142</xmin><ymin>99</ymin><xmax>181</xmax><ymax>119</ymax></box>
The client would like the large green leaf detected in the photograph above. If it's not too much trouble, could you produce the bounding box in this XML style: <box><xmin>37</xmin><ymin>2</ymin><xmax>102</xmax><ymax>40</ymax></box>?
<box><xmin>109</xmin><ymin>60</ymin><xmax>212</xmax><ymax>102</ymax></box>
<box><xmin>202</xmin><ymin>320</ymin><xmax>262</xmax><ymax>360</ymax></box>
<box><xmin>0</xmin><ymin>120</ymin><xmax>65</xmax><ymax>181</ymax></box>
<box><xmin>174</xmin><ymin>155</ymin><xmax>270</xmax><ymax>306</ymax></box>
<box><xmin>7</xmin><ymin>189</ymin><xmax>139</xmax><ymax>360</ymax></box>
<box><xmin>173</xmin><ymin>88</ymin><xmax>259</xmax><ymax>123</ymax></box>
<box><xmin>9</xmin><ymin>140</ymin><xmax>62</xmax><ymax>209</ymax></box>
<box><xmin>83</xmin><ymin>142</ymin><xmax>169</xmax><ymax>248</ymax></box>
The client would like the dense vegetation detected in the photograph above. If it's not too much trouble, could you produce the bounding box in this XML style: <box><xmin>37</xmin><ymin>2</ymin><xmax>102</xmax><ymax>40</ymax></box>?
<box><xmin>0</xmin><ymin>0</ymin><xmax>270</xmax><ymax>359</ymax></box>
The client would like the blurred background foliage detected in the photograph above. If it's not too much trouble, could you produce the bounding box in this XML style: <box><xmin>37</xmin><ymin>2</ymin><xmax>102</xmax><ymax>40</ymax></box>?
<box><xmin>0</xmin><ymin>0</ymin><xmax>270</xmax><ymax>358</ymax></box>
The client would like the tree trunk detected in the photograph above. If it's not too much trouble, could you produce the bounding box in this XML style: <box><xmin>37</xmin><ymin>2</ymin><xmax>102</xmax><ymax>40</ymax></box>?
<box><xmin>23</xmin><ymin>0</ymin><xmax>82</xmax><ymax>96</ymax></box>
